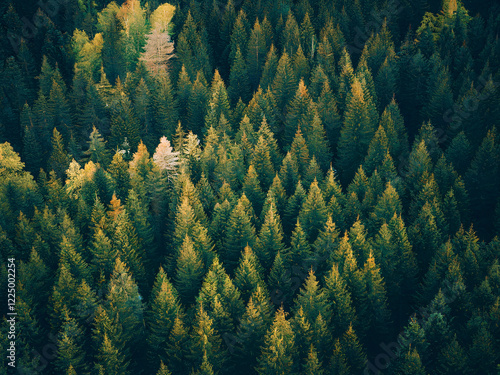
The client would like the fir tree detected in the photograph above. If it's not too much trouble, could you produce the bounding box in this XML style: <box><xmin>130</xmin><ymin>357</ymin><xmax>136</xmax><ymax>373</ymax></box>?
<box><xmin>175</xmin><ymin>235</ymin><xmax>204</xmax><ymax>305</ymax></box>
<box><xmin>228</xmin><ymin>46</ymin><xmax>251</xmax><ymax>105</ymax></box>
<box><xmin>223</xmin><ymin>196</ymin><xmax>257</xmax><ymax>273</ymax></box>
<box><xmin>254</xmin><ymin>203</ymin><xmax>286</xmax><ymax>271</ymax></box>
<box><xmin>298</xmin><ymin>179</ymin><xmax>328</xmax><ymax>242</ymax></box>
<box><xmin>256</xmin><ymin>307</ymin><xmax>296</xmax><ymax>374</ymax></box>
<box><xmin>48</xmin><ymin>127</ymin><xmax>72</xmax><ymax>179</ymax></box>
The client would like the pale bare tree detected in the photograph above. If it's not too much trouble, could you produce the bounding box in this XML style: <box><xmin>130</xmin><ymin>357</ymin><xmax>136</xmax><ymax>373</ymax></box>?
<box><xmin>140</xmin><ymin>27</ymin><xmax>175</xmax><ymax>75</ymax></box>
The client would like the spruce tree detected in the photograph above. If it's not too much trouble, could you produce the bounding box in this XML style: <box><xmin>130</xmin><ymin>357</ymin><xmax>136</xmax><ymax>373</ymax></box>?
<box><xmin>175</xmin><ymin>234</ymin><xmax>204</xmax><ymax>305</ymax></box>
<box><xmin>272</xmin><ymin>52</ymin><xmax>297</xmax><ymax>115</ymax></box>
<box><xmin>223</xmin><ymin>196</ymin><xmax>257</xmax><ymax>273</ymax></box>
<box><xmin>234</xmin><ymin>286</ymin><xmax>273</xmax><ymax>374</ymax></box>
<box><xmin>298</xmin><ymin>179</ymin><xmax>328</xmax><ymax>242</ymax></box>
<box><xmin>337</xmin><ymin>77</ymin><xmax>379</xmax><ymax>184</ymax></box>
<box><xmin>234</xmin><ymin>245</ymin><xmax>267</xmax><ymax>303</ymax></box>
<box><xmin>48</xmin><ymin>127</ymin><xmax>72</xmax><ymax>179</ymax></box>
<box><xmin>228</xmin><ymin>46</ymin><xmax>251</xmax><ymax>105</ymax></box>
<box><xmin>256</xmin><ymin>307</ymin><xmax>296</xmax><ymax>374</ymax></box>
<box><xmin>254</xmin><ymin>203</ymin><xmax>286</xmax><ymax>271</ymax></box>
<box><xmin>247</xmin><ymin>19</ymin><xmax>267</xmax><ymax>91</ymax></box>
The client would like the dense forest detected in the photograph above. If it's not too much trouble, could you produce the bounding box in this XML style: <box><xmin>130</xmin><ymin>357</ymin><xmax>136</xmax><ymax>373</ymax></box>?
<box><xmin>1</xmin><ymin>0</ymin><xmax>500</xmax><ymax>373</ymax></box>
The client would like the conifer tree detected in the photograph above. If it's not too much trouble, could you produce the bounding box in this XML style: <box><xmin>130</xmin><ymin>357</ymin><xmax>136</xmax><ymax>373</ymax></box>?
<box><xmin>234</xmin><ymin>245</ymin><xmax>267</xmax><ymax>303</ymax></box>
<box><xmin>165</xmin><ymin>316</ymin><xmax>190</xmax><ymax>374</ymax></box>
<box><xmin>187</xmin><ymin>71</ymin><xmax>209</xmax><ymax>136</ymax></box>
<box><xmin>279</xmin><ymin>152</ymin><xmax>300</xmax><ymax>196</ymax></box>
<box><xmin>256</xmin><ymin>307</ymin><xmax>296</xmax><ymax>374</ymax></box>
<box><xmin>223</xmin><ymin>196</ymin><xmax>257</xmax><ymax>273</ymax></box>
<box><xmin>254</xmin><ymin>203</ymin><xmax>286</xmax><ymax>271</ymax></box>
<box><xmin>337</xmin><ymin>77</ymin><xmax>379</xmax><ymax>184</ymax></box>
<box><xmin>284</xmin><ymin>220</ymin><xmax>312</xmax><ymax>269</ymax></box>
<box><xmin>340</xmin><ymin>324</ymin><xmax>367</xmax><ymax>374</ymax></box>
<box><xmin>328</xmin><ymin>338</ymin><xmax>351</xmax><ymax>375</ymax></box>
<box><xmin>285</xmin><ymin>79</ymin><xmax>315</xmax><ymax>147</ymax></box>
<box><xmin>250</xmin><ymin>135</ymin><xmax>275</xmax><ymax>191</ymax></box>
<box><xmin>259</xmin><ymin>44</ymin><xmax>279</xmax><ymax>91</ymax></box>
<box><xmin>298</xmin><ymin>179</ymin><xmax>328</xmax><ymax>242</ymax></box>
<box><xmin>229</xmin><ymin>46</ymin><xmax>251</xmax><ymax>105</ymax></box>
<box><xmin>197</xmin><ymin>256</ymin><xmax>245</xmax><ymax>331</ymax></box>
<box><xmin>55</xmin><ymin>312</ymin><xmax>88</xmax><ymax>374</ymax></box>
<box><xmin>154</xmin><ymin>73</ymin><xmax>178</xmax><ymax>139</ymax></box>
<box><xmin>247</xmin><ymin>19</ymin><xmax>267</xmax><ymax>91</ymax></box>
<box><xmin>175</xmin><ymin>235</ymin><xmax>204</xmax><ymax>305</ymax></box>
<box><xmin>22</xmin><ymin>124</ymin><xmax>43</xmax><ymax>176</ymax></box>
<box><xmin>95</xmin><ymin>333</ymin><xmax>131</xmax><ymax>375</ymax></box>
<box><xmin>242</xmin><ymin>165</ymin><xmax>265</xmax><ymax>217</ymax></box>
<box><xmin>362</xmin><ymin>251</ymin><xmax>391</xmax><ymax>341</ymax></box>
<box><xmin>289</xmin><ymin>127</ymin><xmax>310</xmax><ymax>177</ymax></box>
<box><xmin>48</xmin><ymin>127</ymin><xmax>72</xmax><ymax>179</ymax></box>
<box><xmin>110</xmin><ymin>96</ymin><xmax>140</xmax><ymax>150</ymax></box>
<box><xmin>272</xmin><ymin>52</ymin><xmax>297</xmax><ymax>115</ymax></box>
<box><xmin>465</xmin><ymin>128</ymin><xmax>499</xmax><ymax>239</ymax></box>
<box><xmin>234</xmin><ymin>286</ymin><xmax>273</xmax><ymax>373</ymax></box>
<box><xmin>204</xmin><ymin>70</ymin><xmax>232</xmax><ymax>135</ymax></box>
<box><xmin>147</xmin><ymin>268</ymin><xmax>182</xmax><ymax>370</ymax></box>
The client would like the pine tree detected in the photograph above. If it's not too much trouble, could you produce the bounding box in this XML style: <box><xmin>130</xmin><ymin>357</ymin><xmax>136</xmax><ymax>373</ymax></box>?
<box><xmin>256</xmin><ymin>307</ymin><xmax>296</xmax><ymax>374</ymax></box>
<box><xmin>242</xmin><ymin>165</ymin><xmax>265</xmax><ymax>217</ymax></box>
<box><xmin>445</xmin><ymin>131</ymin><xmax>472</xmax><ymax>176</ymax></box>
<box><xmin>298</xmin><ymin>179</ymin><xmax>328</xmax><ymax>242</ymax></box>
<box><xmin>111</xmin><ymin>95</ymin><xmax>141</xmax><ymax>150</ymax></box>
<box><xmin>250</xmin><ymin>135</ymin><xmax>275</xmax><ymax>191</ymax></box>
<box><xmin>188</xmin><ymin>307</ymin><xmax>225</xmax><ymax>372</ymax></box>
<box><xmin>260</xmin><ymin>44</ymin><xmax>279</xmax><ymax>91</ymax></box>
<box><xmin>394</xmin><ymin>347</ymin><xmax>427</xmax><ymax>375</ymax></box>
<box><xmin>147</xmin><ymin>268</ymin><xmax>182</xmax><ymax>370</ymax></box>
<box><xmin>254</xmin><ymin>203</ymin><xmax>286</xmax><ymax>271</ymax></box>
<box><xmin>279</xmin><ymin>152</ymin><xmax>300</xmax><ymax>196</ymax></box>
<box><xmin>328</xmin><ymin>338</ymin><xmax>351</xmax><ymax>375</ymax></box>
<box><xmin>55</xmin><ymin>312</ymin><xmax>88</xmax><ymax>374</ymax></box>
<box><xmin>289</xmin><ymin>127</ymin><xmax>310</xmax><ymax>177</ymax></box>
<box><xmin>234</xmin><ymin>286</ymin><xmax>273</xmax><ymax>373</ymax></box>
<box><xmin>285</xmin><ymin>79</ymin><xmax>315</xmax><ymax>148</ymax></box>
<box><xmin>175</xmin><ymin>235</ymin><xmax>204</xmax><ymax>305</ymax></box>
<box><xmin>165</xmin><ymin>316</ymin><xmax>190</xmax><ymax>374</ymax></box>
<box><xmin>140</xmin><ymin>27</ymin><xmax>175</xmax><ymax>75</ymax></box>
<box><xmin>272</xmin><ymin>52</ymin><xmax>297</xmax><ymax>115</ymax></box>
<box><xmin>22</xmin><ymin>123</ymin><xmax>43</xmax><ymax>176</ymax></box>
<box><xmin>293</xmin><ymin>44</ymin><xmax>310</xmax><ymax>83</ymax></box>
<box><xmin>204</xmin><ymin>70</ymin><xmax>232</xmax><ymax>135</ymax></box>
<box><xmin>234</xmin><ymin>245</ymin><xmax>266</xmax><ymax>303</ymax></box>
<box><xmin>104</xmin><ymin>258</ymin><xmax>145</xmax><ymax>367</ymax></box>
<box><xmin>337</xmin><ymin>76</ymin><xmax>379</xmax><ymax>183</ymax></box>
<box><xmin>247</xmin><ymin>19</ymin><xmax>267</xmax><ymax>91</ymax></box>
<box><xmin>364</xmin><ymin>125</ymin><xmax>390</xmax><ymax>176</ymax></box>
<box><xmin>362</xmin><ymin>251</ymin><xmax>391</xmax><ymax>343</ymax></box>
<box><xmin>48</xmin><ymin>127</ymin><xmax>71</xmax><ymax>179</ymax></box>
<box><xmin>154</xmin><ymin>73</ymin><xmax>178</xmax><ymax>139</ymax></box>
<box><xmin>228</xmin><ymin>46</ymin><xmax>251</xmax><ymax>105</ymax></box>
<box><xmin>341</xmin><ymin>324</ymin><xmax>367</xmax><ymax>374</ymax></box>
<box><xmin>176</xmin><ymin>11</ymin><xmax>211</xmax><ymax>80</ymax></box>
<box><xmin>223</xmin><ymin>196</ymin><xmax>257</xmax><ymax>273</ymax></box>
<box><xmin>198</xmin><ymin>256</ymin><xmax>245</xmax><ymax>332</ymax></box>
<box><xmin>465</xmin><ymin>128</ymin><xmax>499</xmax><ymax>239</ymax></box>
<box><xmin>187</xmin><ymin>71</ymin><xmax>209</xmax><ymax>136</ymax></box>
<box><xmin>285</xmin><ymin>220</ymin><xmax>312</xmax><ymax>269</ymax></box>
<box><xmin>268</xmin><ymin>251</ymin><xmax>293</xmax><ymax>307</ymax></box>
